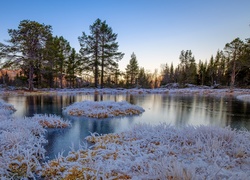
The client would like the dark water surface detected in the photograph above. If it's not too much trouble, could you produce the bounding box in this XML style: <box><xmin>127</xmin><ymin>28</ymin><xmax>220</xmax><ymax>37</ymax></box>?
<box><xmin>3</xmin><ymin>93</ymin><xmax>250</xmax><ymax>160</ymax></box>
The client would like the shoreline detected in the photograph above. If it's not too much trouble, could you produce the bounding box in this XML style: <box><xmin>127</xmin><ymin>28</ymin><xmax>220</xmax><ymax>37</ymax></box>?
<box><xmin>1</xmin><ymin>87</ymin><xmax>250</xmax><ymax>102</ymax></box>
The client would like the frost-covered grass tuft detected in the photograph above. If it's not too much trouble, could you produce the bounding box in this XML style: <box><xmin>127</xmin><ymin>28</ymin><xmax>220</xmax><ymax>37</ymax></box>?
<box><xmin>42</xmin><ymin>124</ymin><xmax>250</xmax><ymax>179</ymax></box>
<box><xmin>63</xmin><ymin>100</ymin><xmax>145</xmax><ymax>118</ymax></box>
<box><xmin>0</xmin><ymin>117</ymin><xmax>47</xmax><ymax>179</ymax></box>
<box><xmin>31</xmin><ymin>114</ymin><xmax>71</xmax><ymax>128</ymax></box>
<box><xmin>0</xmin><ymin>99</ymin><xmax>16</xmax><ymax>113</ymax></box>
<box><xmin>0</xmin><ymin>100</ymin><xmax>71</xmax><ymax>179</ymax></box>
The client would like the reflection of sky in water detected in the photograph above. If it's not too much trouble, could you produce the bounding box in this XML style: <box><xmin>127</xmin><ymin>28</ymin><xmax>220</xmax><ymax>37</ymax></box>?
<box><xmin>2</xmin><ymin>94</ymin><xmax>250</xmax><ymax>160</ymax></box>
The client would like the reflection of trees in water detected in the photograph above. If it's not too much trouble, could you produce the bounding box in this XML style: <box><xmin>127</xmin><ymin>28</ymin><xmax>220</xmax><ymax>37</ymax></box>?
<box><xmin>158</xmin><ymin>95</ymin><xmax>239</xmax><ymax>128</ymax></box>
<box><xmin>240</xmin><ymin>102</ymin><xmax>250</xmax><ymax>130</ymax></box>
<box><xmin>66</xmin><ymin>95</ymin><xmax>76</xmax><ymax>105</ymax></box>
<box><xmin>26</xmin><ymin>95</ymin><xmax>42</xmax><ymax>116</ymax></box>
<box><xmin>199</xmin><ymin>96</ymin><xmax>246</xmax><ymax>129</ymax></box>
<box><xmin>174</xmin><ymin>96</ymin><xmax>192</xmax><ymax>127</ymax></box>
<box><xmin>169</xmin><ymin>95</ymin><xmax>250</xmax><ymax>130</ymax></box>
<box><xmin>25</xmin><ymin>95</ymin><xmax>77</xmax><ymax>117</ymax></box>
<box><xmin>206</xmin><ymin>96</ymin><xmax>229</xmax><ymax>126</ymax></box>
<box><xmin>174</xmin><ymin>96</ymin><xmax>229</xmax><ymax>127</ymax></box>
<box><xmin>126</xmin><ymin>94</ymin><xmax>135</xmax><ymax>104</ymax></box>
<box><xmin>5</xmin><ymin>94</ymin><xmax>250</xmax><ymax>131</ymax></box>
<box><xmin>226</xmin><ymin>98</ymin><xmax>250</xmax><ymax>130</ymax></box>
<box><xmin>90</xmin><ymin>119</ymin><xmax>113</xmax><ymax>134</ymax></box>
<box><xmin>160</xmin><ymin>95</ymin><xmax>193</xmax><ymax>127</ymax></box>
<box><xmin>94</xmin><ymin>94</ymin><xmax>103</xmax><ymax>101</ymax></box>
<box><xmin>125</xmin><ymin>94</ymin><xmax>145</xmax><ymax>105</ymax></box>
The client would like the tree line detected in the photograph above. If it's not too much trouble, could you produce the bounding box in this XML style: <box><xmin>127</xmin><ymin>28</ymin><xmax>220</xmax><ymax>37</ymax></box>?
<box><xmin>0</xmin><ymin>19</ymin><xmax>124</xmax><ymax>90</ymax></box>
<box><xmin>161</xmin><ymin>37</ymin><xmax>250</xmax><ymax>89</ymax></box>
<box><xmin>0</xmin><ymin>19</ymin><xmax>249</xmax><ymax>90</ymax></box>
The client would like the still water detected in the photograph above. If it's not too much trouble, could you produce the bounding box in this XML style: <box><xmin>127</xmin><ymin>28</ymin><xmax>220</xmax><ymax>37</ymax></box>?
<box><xmin>2</xmin><ymin>93</ymin><xmax>250</xmax><ymax>160</ymax></box>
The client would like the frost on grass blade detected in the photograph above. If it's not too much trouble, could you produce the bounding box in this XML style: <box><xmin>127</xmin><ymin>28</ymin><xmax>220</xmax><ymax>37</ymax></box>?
<box><xmin>42</xmin><ymin>124</ymin><xmax>250</xmax><ymax>179</ymax></box>
<box><xmin>0</xmin><ymin>101</ymin><xmax>72</xmax><ymax>178</ymax></box>
<box><xmin>0</xmin><ymin>117</ymin><xmax>47</xmax><ymax>179</ymax></box>
<box><xmin>31</xmin><ymin>114</ymin><xmax>71</xmax><ymax>128</ymax></box>
<box><xmin>63</xmin><ymin>100</ymin><xmax>145</xmax><ymax>118</ymax></box>
<box><xmin>0</xmin><ymin>99</ymin><xmax>16</xmax><ymax>114</ymax></box>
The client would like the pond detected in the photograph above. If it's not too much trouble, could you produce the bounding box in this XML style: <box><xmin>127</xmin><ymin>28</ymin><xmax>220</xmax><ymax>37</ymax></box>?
<box><xmin>2</xmin><ymin>93</ymin><xmax>250</xmax><ymax>160</ymax></box>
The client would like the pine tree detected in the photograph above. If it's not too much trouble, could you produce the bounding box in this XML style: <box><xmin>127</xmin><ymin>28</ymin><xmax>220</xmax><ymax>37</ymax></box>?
<box><xmin>125</xmin><ymin>52</ymin><xmax>139</xmax><ymax>86</ymax></box>
<box><xmin>207</xmin><ymin>56</ymin><xmax>215</xmax><ymax>86</ymax></box>
<box><xmin>42</xmin><ymin>35</ymin><xmax>56</xmax><ymax>88</ymax></box>
<box><xmin>138</xmin><ymin>67</ymin><xmax>150</xmax><ymax>88</ymax></box>
<box><xmin>79</xmin><ymin>18</ymin><xmax>123</xmax><ymax>88</ymax></box>
<box><xmin>214</xmin><ymin>50</ymin><xmax>227</xmax><ymax>85</ymax></box>
<box><xmin>233</xmin><ymin>38</ymin><xmax>250</xmax><ymax>86</ymax></box>
<box><xmin>56</xmin><ymin>36</ymin><xmax>71</xmax><ymax>88</ymax></box>
<box><xmin>65</xmin><ymin>48</ymin><xmax>81</xmax><ymax>88</ymax></box>
<box><xmin>224</xmin><ymin>38</ymin><xmax>244</xmax><ymax>90</ymax></box>
<box><xmin>3</xmin><ymin>20</ymin><xmax>52</xmax><ymax>90</ymax></box>
<box><xmin>160</xmin><ymin>63</ymin><xmax>170</xmax><ymax>86</ymax></box>
<box><xmin>170</xmin><ymin>63</ymin><xmax>174</xmax><ymax>83</ymax></box>
<box><xmin>99</xmin><ymin>21</ymin><xmax>124</xmax><ymax>88</ymax></box>
<box><xmin>178</xmin><ymin>50</ymin><xmax>197</xmax><ymax>85</ymax></box>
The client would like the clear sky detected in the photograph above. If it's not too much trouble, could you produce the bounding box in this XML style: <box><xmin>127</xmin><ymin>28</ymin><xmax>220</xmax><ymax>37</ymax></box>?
<box><xmin>1</xmin><ymin>0</ymin><xmax>250</xmax><ymax>72</ymax></box>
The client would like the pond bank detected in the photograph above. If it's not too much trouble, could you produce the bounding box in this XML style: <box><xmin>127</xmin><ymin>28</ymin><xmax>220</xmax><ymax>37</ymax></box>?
<box><xmin>1</xmin><ymin>87</ymin><xmax>250</xmax><ymax>97</ymax></box>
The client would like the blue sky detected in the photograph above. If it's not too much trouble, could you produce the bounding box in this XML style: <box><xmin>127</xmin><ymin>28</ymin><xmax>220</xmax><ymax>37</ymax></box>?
<box><xmin>1</xmin><ymin>0</ymin><xmax>250</xmax><ymax>72</ymax></box>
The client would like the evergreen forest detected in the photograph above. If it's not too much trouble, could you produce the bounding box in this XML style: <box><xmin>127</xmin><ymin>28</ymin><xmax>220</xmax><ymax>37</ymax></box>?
<box><xmin>0</xmin><ymin>19</ymin><xmax>249</xmax><ymax>90</ymax></box>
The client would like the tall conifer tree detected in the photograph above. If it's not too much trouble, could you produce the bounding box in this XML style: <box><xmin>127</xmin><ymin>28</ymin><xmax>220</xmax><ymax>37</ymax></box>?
<box><xmin>79</xmin><ymin>18</ymin><xmax>123</xmax><ymax>88</ymax></box>
<box><xmin>2</xmin><ymin>20</ymin><xmax>52</xmax><ymax>90</ymax></box>
<box><xmin>125</xmin><ymin>52</ymin><xmax>139</xmax><ymax>86</ymax></box>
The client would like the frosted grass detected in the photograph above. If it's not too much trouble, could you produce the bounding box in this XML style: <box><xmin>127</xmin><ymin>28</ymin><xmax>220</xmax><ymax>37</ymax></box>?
<box><xmin>42</xmin><ymin>124</ymin><xmax>250</xmax><ymax>179</ymax></box>
<box><xmin>2</xmin><ymin>87</ymin><xmax>250</xmax><ymax>98</ymax></box>
<box><xmin>0</xmin><ymin>117</ymin><xmax>46</xmax><ymax>178</ymax></box>
<box><xmin>31</xmin><ymin>114</ymin><xmax>71</xmax><ymax>128</ymax></box>
<box><xmin>0</xmin><ymin>99</ymin><xmax>71</xmax><ymax>179</ymax></box>
<box><xmin>1</xmin><ymin>88</ymin><xmax>250</xmax><ymax>179</ymax></box>
<box><xmin>63</xmin><ymin>100</ymin><xmax>145</xmax><ymax>118</ymax></box>
<box><xmin>0</xmin><ymin>99</ymin><xmax>16</xmax><ymax>113</ymax></box>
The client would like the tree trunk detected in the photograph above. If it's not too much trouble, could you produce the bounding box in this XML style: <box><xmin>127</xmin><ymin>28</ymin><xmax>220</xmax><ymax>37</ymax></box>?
<box><xmin>60</xmin><ymin>65</ymin><xmax>63</xmax><ymax>89</ymax></box>
<box><xmin>94</xmin><ymin>59</ymin><xmax>98</xmax><ymax>88</ymax></box>
<box><xmin>28</xmin><ymin>64</ymin><xmax>34</xmax><ymax>91</ymax></box>
<box><xmin>60</xmin><ymin>74</ymin><xmax>63</xmax><ymax>89</ymax></box>
<box><xmin>94</xmin><ymin>38</ymin><xmax>99</xmax><ymax>88</ymax></box>
<box><xmin>100</xmin><ymin>42</ymin><xmax>105</xmax><ymax>89</ymax></box>
<box><xmin>230</xmin><ymin>53</ymin><xmax>236</xmax><ymax>92</ymax></box>
<box><xmin>101</xmin><ymin>58</ymin><xmax>104</xmax><ymax>89</ymax></box>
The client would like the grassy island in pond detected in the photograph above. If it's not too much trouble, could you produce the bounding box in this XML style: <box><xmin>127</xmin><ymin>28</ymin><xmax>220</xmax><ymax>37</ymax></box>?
<box><xmin>32</xmin><ymin>114</ymin><xmax>71</xmax><ymax>128</ymax></box>
<box><xmin>63</xmin><ymin>100</ymin><xmax>145</xmax><ymax>118</ymax></box>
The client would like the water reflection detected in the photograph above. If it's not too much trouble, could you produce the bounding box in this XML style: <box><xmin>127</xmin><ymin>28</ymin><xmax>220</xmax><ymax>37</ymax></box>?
<box><xmin>2</xmin><ymin>93</ymin><xmax>250</xmax><ymax>159</ymax></box>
